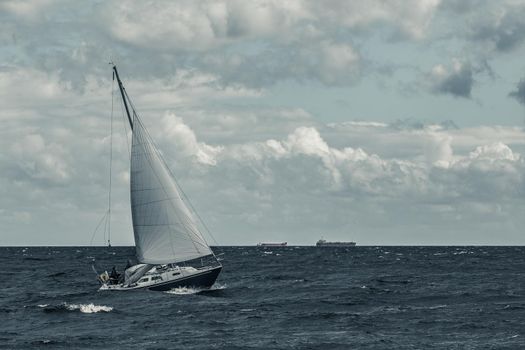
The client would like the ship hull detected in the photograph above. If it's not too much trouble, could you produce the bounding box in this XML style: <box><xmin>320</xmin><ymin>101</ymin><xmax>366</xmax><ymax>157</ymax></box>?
<box><xmin>257</xmin><ymin>242</ymin><xmax>287</xmax><ymax>247</ymax></box>
<box><xmin>316</xmin><ymin>243</ymin><xmax>356</xmax><ymax>247</ymax></box>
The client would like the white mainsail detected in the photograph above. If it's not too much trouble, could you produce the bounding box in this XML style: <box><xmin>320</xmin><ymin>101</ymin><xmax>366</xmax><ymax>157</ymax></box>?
<box><xmin>130</xmin><ymin>116</ymin><xmax>213</xmax><ymax>264</ymax></box>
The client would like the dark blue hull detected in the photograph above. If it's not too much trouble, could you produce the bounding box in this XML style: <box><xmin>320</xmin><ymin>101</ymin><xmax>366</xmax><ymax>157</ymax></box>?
<box><xmin>148</xmin><ymin>266</ymin><xmax>222</xmax><ymax>291</ymax></box>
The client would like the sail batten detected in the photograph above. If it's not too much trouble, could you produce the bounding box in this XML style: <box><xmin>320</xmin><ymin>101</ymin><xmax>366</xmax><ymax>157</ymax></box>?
<box><xmin>130</xmin><ymin>116</ymin><xmax>213</xmax><ymax>264</ymax></box>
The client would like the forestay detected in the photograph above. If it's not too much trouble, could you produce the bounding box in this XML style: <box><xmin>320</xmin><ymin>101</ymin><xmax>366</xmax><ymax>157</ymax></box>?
<box><xmin>130</xmin><ymin>117</ymin><xmax>213</xmax><ymax>264</ymax></box>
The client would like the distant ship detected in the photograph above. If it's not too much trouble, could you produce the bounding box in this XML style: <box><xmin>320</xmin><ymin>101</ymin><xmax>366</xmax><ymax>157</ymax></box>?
<box><xmin>257</xmin><ymin>242</ymin><xmax>287</xmax><ymax>247</ymax></box>
<box><xmin>316</xmin><ymin>239</ymin><xmax>356</xmax><ymax>247</ymax></box>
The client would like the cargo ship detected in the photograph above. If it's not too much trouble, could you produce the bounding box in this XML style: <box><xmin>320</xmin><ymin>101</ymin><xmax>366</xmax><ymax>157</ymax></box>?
<box><xmin>316</xmin><ymin>239</ymin><xmax>356</xmax><ymax>247</ymax></box>
<box><xmin>257</xmin><ymin>242</ymin><xmax>287</xmax><ymax>247</ymax></box>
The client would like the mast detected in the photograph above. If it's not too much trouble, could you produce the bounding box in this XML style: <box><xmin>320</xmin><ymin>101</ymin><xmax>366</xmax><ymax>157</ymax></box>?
<box><xmin>112</xmin><ymin>65</ymin><xmax>134</xmax><ymax>130</ymax></box>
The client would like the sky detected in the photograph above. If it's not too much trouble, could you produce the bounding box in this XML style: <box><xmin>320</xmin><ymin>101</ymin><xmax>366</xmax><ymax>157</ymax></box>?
<box><xmin>1</xmin><ymin>0</ymin><xmax>525</xmax><ymax>246</ymax></box>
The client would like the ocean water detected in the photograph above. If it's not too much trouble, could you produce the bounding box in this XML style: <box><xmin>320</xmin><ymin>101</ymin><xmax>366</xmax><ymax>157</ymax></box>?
<box><xmin>1</xmin><ymin>246</ymin><xmax>524</xmax><ymax>349</ymax></box>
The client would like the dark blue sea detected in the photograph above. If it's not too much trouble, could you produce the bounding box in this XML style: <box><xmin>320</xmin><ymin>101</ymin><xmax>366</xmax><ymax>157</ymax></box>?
<box><xmin>1</xmin><ymin>246</ymin><xmax>524</xmax><ymax>349</ymax></box>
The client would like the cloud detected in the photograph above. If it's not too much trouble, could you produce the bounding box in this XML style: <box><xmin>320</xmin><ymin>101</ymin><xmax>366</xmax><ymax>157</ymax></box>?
<box><xmin>2</xmin><ymin>0</ymin><xmax>521</xmax><ymax>100</ymax></box>
<box><xmin>106</xmin><ymin>0</ymin><xmax>440</xmax><ymax>51</ymax></box>
<box><xmin>160</xmin><ymin>113</ymin><xmax>223</xmax><ymax>165</ymax></box>
<box><xmin>436</xmin><ymin>1</ymin><xmax>525</xmax><ymax>49</ymax></box>
<box><xmin>0</xmin><ymin>0</ymin><xmax>57</xmax><ymax>20</ymax></box>
<box><xmin>468</xmin><ymin>142</ymin><xmax>520</xmax><ymax>162</ymax></box>
<box><xmin>165</xmin><ymin>121</ymin><xmax>522</xmax><ymax>244</ymax></box>
<box><xmin>10</xmin><ymin>133</ymin><xmax>71</xmax><ymax>185</ymax></box>
<box><xmin>509</xmin><ymin>79</ymin><xmax>525</xmax><ymax>105</ymax></box>
<box><xmin>0</xmin><ymin>0</ymin><xmax>443</xmax><ymax>90</ymax></box>
<box><xmin>196</xmin><ymin>40</ymin><xmax>361</xmax><ymax>87</ymax></box>
<box><xmin>428</xmin><ymin>60</ymin><xmax>474</xmax><ymax>98</ymax></box>
<box><xmin>311</xmin><ymin>0</ymin><xmax>440</xmax><ymax>39</ymax></box>
<box><xmin>467</xmin><ymin>3</ymin><xmax>525</xmax><ymax>52</ymax></box>
<box><xmin>107</xmin><ymin>0</ymin><xmax>312</xmax><ymax>51</ymax></box>
<box><xmin>437</xmin><ymin>142</ymin><xmax>523</xmax><ymax>202</ymax></box>
<box><xmin>188</xmin><ymin>120</ymin><xmax>525</xmax><ymax>202</ymax></box>
<box><xmin>2</xmin><ymin>106</ymin><xmax>525</xmax><ymax>244</ymax></box>
<box><xmin>425</xmin><ymin>132</ymin><xmax>453</xmax><ymax>167</ymax></box>
<box><xmin>316</xmin><ymin>41</ymin><xmax>360</xmax><ymax>84</ymax></box>
<box><xmin>3</xmin><ymin>0</ymin><xmax>525</xmax><ymax>245</ymax></box>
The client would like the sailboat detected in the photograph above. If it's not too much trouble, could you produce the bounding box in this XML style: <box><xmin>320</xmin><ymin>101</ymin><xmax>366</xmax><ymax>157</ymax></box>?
<box><xmin>95</xmin><ymin>65</ymin><xmax>222</xmax><ymax>291</ymax></box>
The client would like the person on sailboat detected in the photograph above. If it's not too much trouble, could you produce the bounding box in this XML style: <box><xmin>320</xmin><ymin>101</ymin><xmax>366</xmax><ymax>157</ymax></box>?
<box><xmin>125</xmin><ymin>259</ymin><xmax>133</xmax><ymax>270</ymax></box>
<box><xmin>109</xmin><ymin>266</ymin><xmax>120</xmax><ymax>284</ymax></box>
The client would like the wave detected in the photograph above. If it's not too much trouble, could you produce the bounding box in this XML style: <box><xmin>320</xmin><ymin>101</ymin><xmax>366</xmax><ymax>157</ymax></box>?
<box><xmin>503</xmin><ymin>304</ymin><xmax>525</xmax><ymax>310</ymax></box>
<box><xmin>375</xmin><ymin>278</ymin><xmax>412</xmax><ymax>284</ymax></box>
<box><xmin>23</xmin><ymin>257</ymin><xmax>49</xmax><ymax>261</ymax></box>
<box><xmin>165</xmin><ymin>287</ymin><xmax>202</xmax><ymax>295</ymax></box>
<box><xmin>47</xmin><ymin>272</ymin><xmax>66</xmax><ymax>278</ymax></box>
<box><xmin>210</xmin><ymin>283</ymin><xmax>227</xmax><ymax>290</ymax></box>
<box><xmin>67</xmin><ymin>303</ymin><xmax>113</xmax><ymax>313</ymax></box>
<box><xmin>406</xmin><ymin>304</ymin><xmax>448</xmax><ymax>311</ymax></box>
<box><xmin>39</xmin><ymin>302</ymin><xmax>113</xmax><ymax>313</ymax></box>
<box><xmin>165</xmin><ymin>283</ymin><xmax>227</xmax><ymax>296</ymax></box>
<box><xmin>30</xmin><ymin>340</ymin><xmax>64</xmax><ymax>346</ymax></box>
<box><xmin>0</xmin><ymin>307</ymin><xmax>14</xmax><ymax>313</ymax></box>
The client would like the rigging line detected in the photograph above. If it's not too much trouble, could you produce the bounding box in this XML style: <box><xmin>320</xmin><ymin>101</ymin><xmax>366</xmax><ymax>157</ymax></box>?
<box><xmin>103</xmin><ymin>209</ymin><xmax>108</xmax><ymax>246</ymax></box>
<box><xmin>90</xmin><ymin>210</ymin><xmax>109</xmax><ymax>245</ymax></box>
<box><xmin>123</xmin><ymin>87</ymin><xmax>138</xmax><ymax>118</ymax></box>
<box><xmin>108</xmin><ymin>76</ymin><xmax>115</xmax><ymax>247</ymax></box>
<box><xmin>174</xmin><ymin>176</ymin><xmax>220</xmax><ymax>247</ymax></box>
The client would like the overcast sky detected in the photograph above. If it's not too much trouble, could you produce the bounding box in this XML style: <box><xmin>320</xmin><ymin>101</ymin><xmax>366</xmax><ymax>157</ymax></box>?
<box><xmin>1</xmin><ymin>0</ymin><xmax>525</xmax><ymax>246</ymax></box>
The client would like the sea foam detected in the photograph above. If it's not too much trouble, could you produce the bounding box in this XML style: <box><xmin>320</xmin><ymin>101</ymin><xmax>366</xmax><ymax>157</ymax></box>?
<box><xmin>165</xmin><ymin>283</ymin><xmax>227</xmax><ymax>295</ymax></box>
<box><xmin>165</xmin><ymin>287</ymin><xmax>202</xmax><ymax>295</ymax></box>
<box><xmin>38</xmin><ymin>303</ymin><xmax>113</xmax><ymax>313</ymax></box>
<box><xmin>65</xmin><ymin>303</ymin><xmax>113</xmax><ymax>313</ymax></box>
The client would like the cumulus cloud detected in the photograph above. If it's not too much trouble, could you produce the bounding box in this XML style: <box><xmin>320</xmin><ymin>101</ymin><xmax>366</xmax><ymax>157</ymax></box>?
<box><xmin>428</xmin><ymin>60</ymin><xmax>474</xmax><ymax>98</ymax></box>
<box><xmin>161</xmin><ymin>113</ymin><xmax>223</xmax><ymax>165</ymax></box>
<box><xmin>165</xmin><ymin>119</ymin><xmax>524</xmax><ymax>202</ymax></box>
<box><xmin>3</xmin><ymin>0</ymin><xmax>525</xmax><ymax>245</ymax></box>
<box><xmin>468</xmin><ymin>142</ymin><xmax>520</xmax><ymax>162</ymax></box>
<box><xmin>2</xmin><ymin>105</ymin><xmax>525</xmax><ymax>244</ymax></box>
<box><xmin>425</xmin><ymin>132</ymin><xmax>453</xmax><ymax>167</ymax></box>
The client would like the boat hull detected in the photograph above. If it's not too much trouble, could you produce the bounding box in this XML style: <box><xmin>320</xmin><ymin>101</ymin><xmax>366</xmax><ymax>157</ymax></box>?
<box><xmin>100</xmin><ymin>266</ymin><xmax>222</xmax><ymax>292</ymax></box>
<box><xmin>149</xmin><ymin>266</ymin><xmax>222</xmax><ymax>291</ymax></box>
